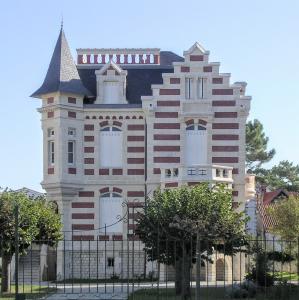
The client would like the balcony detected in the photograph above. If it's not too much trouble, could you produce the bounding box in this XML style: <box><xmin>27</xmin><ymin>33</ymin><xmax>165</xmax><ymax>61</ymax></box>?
<box><xmin>160</xmin><ymin>164</ymin><xmax>234</xmax><ymax>185</ymax></box>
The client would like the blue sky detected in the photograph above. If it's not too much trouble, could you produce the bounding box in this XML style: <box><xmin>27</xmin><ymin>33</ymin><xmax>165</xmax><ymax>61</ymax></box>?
<box><xmin>0</xmin><ymin>0</ymin><xmax>298</xmax><ymax>192</ymax></box>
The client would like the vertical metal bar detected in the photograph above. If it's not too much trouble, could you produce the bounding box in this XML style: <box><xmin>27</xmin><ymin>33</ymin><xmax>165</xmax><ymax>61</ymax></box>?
<box><xmin>157</xmin><ymin>227</ymin><xmax>160</xmax><ymax>300</ymax></box>
<box><xmin>104</xmin><ymin>224</ymin><xmax>107</xmax><ymax>294</ymax></box>
<box><xmin>121</xmin><ymin>238</ymin><xmax>124</xmax><ymax>293</ymax></box>
<box><xmin>127</xmin><ymin>204</ymin><xmax>130</xmax><ymax>298</ymax></box>
<box><xmin>132</xmin><ymin>205</ymin><xmax>135</xmax><ymax>298</ymax></box>
<box><xmin>14</xmin><ymin>202</ymin><xmax>19</xmax><ymax>298</ymax></box>
<box><xmin>88</xmin><ymin>239</ymin><xmax>91</xmax><ymax>293</ymax></box>
<box><xmin>72</xmin><ymin>229</ymin><xmax>74</xmax><ymax>294</ymax></box>
<box><xmin>30</xmin><ymin>241</ymin><xmax>33</xmax><ymax>293</ymax></box>
<box><xmin>181</xmin><ymin>240</ymin><xmax>185</xmax><ymax>300</ymax></box>
<box><xmin>112</xmin><ymin>236</ymin><xmax>115</xmax><ymax>294</ymax></box>
<box><xmin>80</xmin><ymin>237</ymin><xmax>82</xmax><ymax>294</ymax></box>
<box><xmin>166</xmin><ymin>237</ymin><xmax>168</xmax><ymax>299</ymax></box>
<box><xmin>63</xmin><ymin>237</ymin><xmax>66</xmax><ymax>294</ymax></box>
<box><xmin>189</xmin><ymin>236</ymin><xmax>192</xmax><ymax>300</ymax></box>
<box><xmin>297</xmin><ymin>237</ymin><xmax>299</xmax><ymax>288</ymax></box>
<box><xmin>96</xmin><ymin>235</ymin><xmax>99</xmax><ymax>294</ymax></box>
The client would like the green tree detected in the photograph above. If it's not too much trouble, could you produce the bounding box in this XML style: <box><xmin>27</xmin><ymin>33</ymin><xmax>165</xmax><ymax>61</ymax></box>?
<box><xmin>255</xmin><ymin>161</ymin><xmax>299</xmax><ymax>192</ymax></box>
<box><xmin>246</xmin><ymin>119</ymin><xmax>276</xmax><ymax>171</ymax></box>
<box><xmin>267</xmin><ymin>195</ymin><xmax>299</xmax><ymax>241</ymax></box>
<box><xmin>136</xmin><ymin>184</ymin><xmax>248</xmax><ymax>299</ymax></box>
<box><xmin>0</xmin><ymin>190</ymin><xmax>62</xmax><ymax>293</ymax></box>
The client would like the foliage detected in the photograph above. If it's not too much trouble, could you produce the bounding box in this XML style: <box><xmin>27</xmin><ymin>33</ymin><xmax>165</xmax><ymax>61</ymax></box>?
<box><xmin>267</xmin><ymin>251</ymin><xmax>295</xmax><ymax>263</ymax></box>
<box><xmin>0</xmin><ymin>189</ymin><xmax>62</xmax><ymax>257</ymax></box>
<box><xmin>246</xmin><ymin>119</ymin><xmax>275</xmax><ymax>171</ymax></box>
<box><xmin>136</xmin><ymin>184</ymin><xmax>248</xmax><ymax>298</ymax></box>
<box><xmin>255</xmin><ymin>161</ymin><xmax>299</xmax><ymax>192</ymax></box>
<box><xmin>0</xmin><ymin>189</ymin><xmax>62</xmax><ymax>292</ymax></box>
<box><xmin>136</xmin><ymin>184</ymin><xmax>248</xmax><ymax>264</ymax></box>
<box><xmin>226</xmin><ymin>281</ymin><xmax>257</xmax><ymax>299</ymax></box>
<box><xmin>246</xmin><ymin>250</ymin><xmax>276</xmax><ymax>287</ymax></box>
<box><xmin>266</xmin><ymin>195</ymin><xmax>299</xmax><ymax>241</ymax></box>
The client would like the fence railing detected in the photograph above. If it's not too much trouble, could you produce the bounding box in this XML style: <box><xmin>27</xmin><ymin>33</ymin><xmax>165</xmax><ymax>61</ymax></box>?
<box><xmin>1</xmin><ymin>237</ymin><xmax>299</xmax><ymax>299</ymax></box>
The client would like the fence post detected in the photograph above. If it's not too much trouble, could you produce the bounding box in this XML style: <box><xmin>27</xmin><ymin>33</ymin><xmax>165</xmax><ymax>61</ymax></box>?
<box><xmin>195</xmin><ymin>231</ymin><xmax>201</xmax><ymax>300</ymax></box>
<box><xmin>14</xmin><ymin>202</ymin><xmax>19</xmax><ymax>299</ymax></box>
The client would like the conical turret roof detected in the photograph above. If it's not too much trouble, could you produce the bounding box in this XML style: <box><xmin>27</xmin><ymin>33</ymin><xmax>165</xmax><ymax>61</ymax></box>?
<box><xmin>31</xmin><ymin>29</ymin><xmax>92</xmax><ymax>98</ymax></box>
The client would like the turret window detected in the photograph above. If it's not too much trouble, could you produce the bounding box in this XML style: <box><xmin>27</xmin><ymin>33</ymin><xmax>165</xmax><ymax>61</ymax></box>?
<box><xmin>48</xmin><ymin>141</ymin><xmax>55</xmax><ymax>165</ymax></box>
<box><xmin>68</xmin><ymin>141</ymin><xmax>75</xmax><ymax>165</ymax></box>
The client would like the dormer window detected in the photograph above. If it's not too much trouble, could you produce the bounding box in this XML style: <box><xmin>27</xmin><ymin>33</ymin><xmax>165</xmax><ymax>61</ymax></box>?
<box><xmin>95</xmin><ymin>61</ymin><xmax>128</xmax><ymax>104</ymax></box>
<box><xmin>103</xmin><ymin>81</ymin><xmax>120</xmax><ymax>104</ymax></box>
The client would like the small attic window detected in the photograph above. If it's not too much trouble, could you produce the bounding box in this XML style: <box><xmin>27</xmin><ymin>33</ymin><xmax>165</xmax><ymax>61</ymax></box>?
<box><xmin>103</xmin><ymin>81</ymin><xmax>119</xmax><ymax>104</ymax></box>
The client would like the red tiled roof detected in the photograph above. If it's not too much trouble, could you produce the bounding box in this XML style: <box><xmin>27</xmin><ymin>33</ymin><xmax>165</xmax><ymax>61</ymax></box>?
<box><xmin>259</xmin><ymin>189</ymin><xmax>298</xmax><ymax>232</ymax></box>
<box><xmin>263</xmin><ymin>189</ymin><xmax>288</xmax><ymax>206</ymax></box>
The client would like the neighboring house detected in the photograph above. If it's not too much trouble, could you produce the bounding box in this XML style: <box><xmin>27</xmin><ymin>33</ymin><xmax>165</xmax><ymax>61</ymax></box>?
<box><xmin>14</xmin><ymin>187</ymin><xmax>45</xmax><ymax>198</ymax></box>
<box><xmin>257</xmin><ymin>189</ymin><xmax>298</xmax><ymax>273</ymax></box>
<box><xmin>30</xmin><ymin>27</ymin><xmax>251</xmax><ymax>280</ymax></box>
<box><xmin>257</xmin><ymin>189</ymin><xmax>295</xmax><ymax>240</ymax></box>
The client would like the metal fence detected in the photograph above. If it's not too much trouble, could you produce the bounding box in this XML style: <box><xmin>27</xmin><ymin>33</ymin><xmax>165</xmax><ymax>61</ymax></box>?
<box><xmin>1</xmin><ymin>236</ymin><xmax>299</xmax><ymax>300</ymax></box>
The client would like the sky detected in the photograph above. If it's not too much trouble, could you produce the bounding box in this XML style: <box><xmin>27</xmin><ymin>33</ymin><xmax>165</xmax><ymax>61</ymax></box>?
<box><xmin>0</xmin><ymin>0</ymin><xmax>298</xmax><ymax>192</ymax></box>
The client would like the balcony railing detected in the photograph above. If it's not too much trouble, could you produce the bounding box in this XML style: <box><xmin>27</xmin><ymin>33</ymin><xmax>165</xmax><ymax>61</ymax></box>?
<box><xmin>161</xmin><ymin>164</ymin><xmax>233</xmax><ymax>184</ymax></box>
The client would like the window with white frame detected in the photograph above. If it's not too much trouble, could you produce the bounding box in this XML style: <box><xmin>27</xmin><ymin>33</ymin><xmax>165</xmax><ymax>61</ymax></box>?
<box><xmin>99</xmin><ymin>193</ymin><xmax>123</xmax><ymax>233</ymax></box>
<box><xmin>68</xmin><ymin>141</ymin><xmax>75</xmax><ymax>164</ymax></box>
<box><xmin>196</xmin><ymin>78</ymin><xmax>207</xmax><ymax>99</ymax></box>
<box><xmin>185</xmin><ymin>78</ymin><xmax>193</xmax><ymax>99</ymax></box>
<box><xmin>48</xmin><ymin>140</ymin><xmax>55</xmax><ymax>165</ymax></box>
<box><xmin>184</xmin><ymin>124</ymin><xmax>207</xmax><ymax>166</ymax></box>
<box><xmin>99</xmin><ymin>126</ymin><xmax>123</xmax><ymax>167</ymax></box>
<box><xmin>103</xmin><ymin>81</ymin><xmax>119</xmax><ymax>104</ymax></box>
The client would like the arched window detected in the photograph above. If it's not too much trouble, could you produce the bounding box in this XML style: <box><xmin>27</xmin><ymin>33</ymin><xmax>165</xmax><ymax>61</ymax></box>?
<box><xmin>184</xmin><ymin>124</ymin><xmax>207</xmax><ymax>165</ymax></box>
<box><xmin>99</xmin><ymin>192</ymin><xmax>123</xmax><ymax>233</ymax></box>
<box><xmin>100</xmin><ymin>127</ymin><xmax>123</xmax><ymax>167</ymax></box>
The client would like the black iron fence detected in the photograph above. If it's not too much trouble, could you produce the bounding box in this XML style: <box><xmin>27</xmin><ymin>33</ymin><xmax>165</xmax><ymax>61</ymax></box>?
<box><xmin>1</xmin><ymin>236</ymin><xmax>299</xmax><ymax>299</ymax></box>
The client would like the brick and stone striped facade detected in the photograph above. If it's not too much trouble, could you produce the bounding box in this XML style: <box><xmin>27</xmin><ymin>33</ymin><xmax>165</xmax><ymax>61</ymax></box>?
<box><xmin>32</xmin><ymin>32</ymin><xmax>251</xmax><ymax>280</ymax></box>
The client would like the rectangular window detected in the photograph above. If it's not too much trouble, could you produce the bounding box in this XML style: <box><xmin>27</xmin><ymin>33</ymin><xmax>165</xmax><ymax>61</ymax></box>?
<box><xmin>68</xmin><ymin>128</ymin><xmax>76</xmax><ymax>137</ymax></box>
<box><xmin>197</xmin><ymin>78</ymin><xmax>206</xmax><ymax>99</ymax></box>
<box><xmin>47</xmin><ymin>128</ymin><xmax>55</xmax><ymax>137</ymax></box>
<box><xmin>107</xmin><ymin>258</ymin><xmax>114</xmax><ymax>267</ymax></box>
<box><xmin>185</xmin><ymin>78</ymin><xmax>192</xmax><ymax>99</ymax></box>
<box><xmin>48</xmin><ymin>141</ymin><xmax>55</xmax><ymax>165</ymax></box>
<box><xmin>68</xmin><ymin>141</ymin><xmax>75</xmax><ymax>164</ymax></box>
<box><xmin>100</xmin><ymin>196</ymin><xmax>123</xmax><ymax>233</ymax></box>
<box><xmin>100</xmin><ymin>130</ymin><xmax>123</xmax><ymax>167</ymax></box>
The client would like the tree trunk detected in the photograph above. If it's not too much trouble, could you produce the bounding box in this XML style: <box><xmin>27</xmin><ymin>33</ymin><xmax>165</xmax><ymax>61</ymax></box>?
<box><xmin>175</xmin><ymin>258</ymin><xmax>182</xmax><ymax>295</ymax></box>
<box><xmin>1</xmin><ymin>254</ymin><xmax>12</xmax><ymax>293</ymax></box>
<box><xmin>175</xmin><ymin>250</ymin><xmax>192</xmax><ymax>299</ymax></box>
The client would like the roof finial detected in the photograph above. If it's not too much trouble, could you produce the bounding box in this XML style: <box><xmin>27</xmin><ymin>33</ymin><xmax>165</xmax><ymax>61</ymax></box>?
<box><xmin>60</xmin><ymin>14</ymin><xmax>64</xmax><ymax>30</ymax></box>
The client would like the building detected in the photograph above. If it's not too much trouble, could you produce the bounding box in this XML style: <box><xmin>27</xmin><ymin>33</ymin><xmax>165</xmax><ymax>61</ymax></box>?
<box><xmin>14</xmin><ymin>187</ymin><xmax>45</xmax><ymax>198</ymax></box>
<box><xmin>30</xmin><ymin>27</ymin><xmax>251</xmax><ymax>280</ymax></box>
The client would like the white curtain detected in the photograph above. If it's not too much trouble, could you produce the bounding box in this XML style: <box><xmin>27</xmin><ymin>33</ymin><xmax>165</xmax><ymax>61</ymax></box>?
<box><xmin>100</xmin><ymin>196</ymin><xmax>123</xmax><ymax>233</ymax></box>
<box><xmin>185</xmin><ymin>130</ymin><xmax>207</xmax><ymax>165</ymax></box>
<box><xmin>100</xmin><ymin>131</ymin><xmax>123</xmax><ymax>167</ymax></box>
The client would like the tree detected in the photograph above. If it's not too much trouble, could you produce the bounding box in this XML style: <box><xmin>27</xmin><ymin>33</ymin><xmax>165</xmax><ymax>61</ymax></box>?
<box><xmin>0</xmin><ymin>190</ymin><xmax>62</xmax><ymax>293</ymax></box>
<box><xmin>246</xmin><ymin>119</ymin><xmax>276</xmax><ymax>171</ymax></box>
<box><xmin>136</xmin><ymin>184</ymin><xmax>248</xmax><ymax>299</ymax></box>
<box><xmin>267</xmin><ymin>195</ymin><xmax>299</xmax><ymax>241</ymax></box>
<box><xmin>255</xmin><ymin>161</ymin><xmax>299</xmax><ymax>192</ymax></box>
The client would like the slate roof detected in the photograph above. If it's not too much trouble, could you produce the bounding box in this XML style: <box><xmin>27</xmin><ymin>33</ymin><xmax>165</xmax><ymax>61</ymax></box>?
<box><xmin>31</xmin><ymin>29</ymin><xmax>92</xmax><ymax>98</ymax></box>
<box><xmin>31</xmin><ymin>29</ymin><xmax>184</xmax><ymax>101</ymax></box>
<box><xmin>78</xmin><ymin>66</ymin><xmax>176</xmax><ymax>104</ymax></box>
